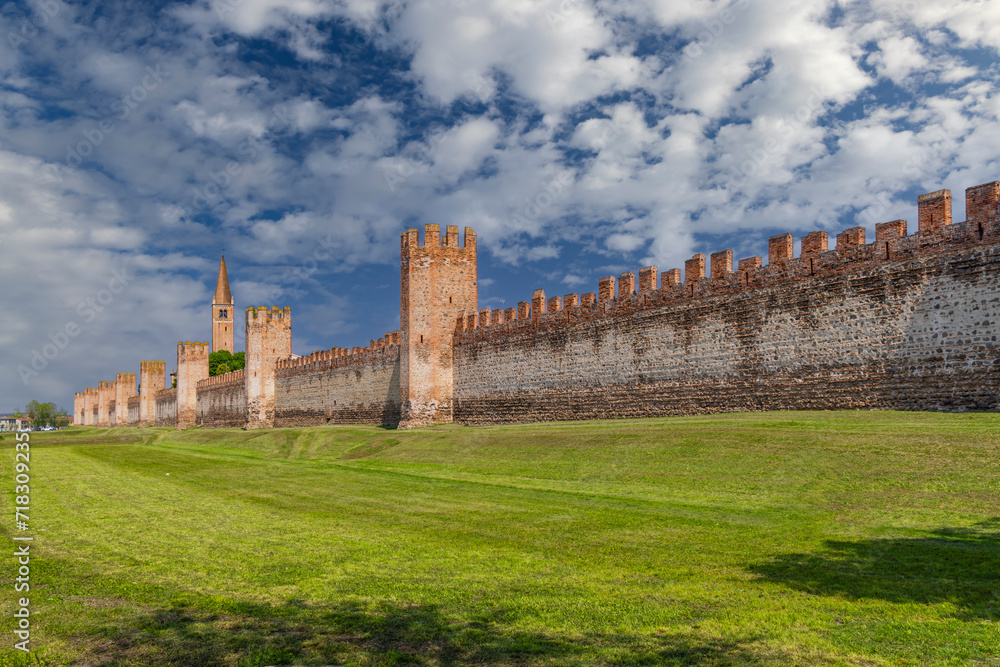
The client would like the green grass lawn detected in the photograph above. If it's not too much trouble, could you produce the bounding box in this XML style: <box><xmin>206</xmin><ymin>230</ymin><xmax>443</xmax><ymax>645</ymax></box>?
<box><xmin>1</xmin><ymin>411</ymin><xmax>999</xmax><ymax>666</ymax></box>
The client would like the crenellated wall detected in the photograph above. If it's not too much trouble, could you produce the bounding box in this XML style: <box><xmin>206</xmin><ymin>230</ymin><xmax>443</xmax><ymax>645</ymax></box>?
<box><xmin>274</xmin><ymin>332</ymin><xmax>402</xmax><ymax>427</ymax></box>
<box><xmin>127</xmin><ymin>395</ymin><xmax>140</xmax><ymax>425</ymax></box>
<box><xmin>155</xmin><ymin>387</ymin><xmax>177</xmax><ymax>427</ymax></box>
<box><xmin>450</xmin><ymin>184</ymin><xmax>1000</xmax><ymax>423</ymax></box>
<box><xmin>196</xmin><ymin>370</ymin><xmax>247</xmax><ymax>428</ymax></box>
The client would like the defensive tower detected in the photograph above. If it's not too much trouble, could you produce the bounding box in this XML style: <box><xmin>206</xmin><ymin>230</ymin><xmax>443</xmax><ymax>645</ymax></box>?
<box><xmin>139</xmin><ymin>360</ymin><xmax>166</xmax><ymax>425</ymax></box>
<box><xmin>399</xmin><ymin>224</ymin><xmax>477</xmax><ymax>428</ymax></box>
<box><xmin>213</xmin><ymin>255</ymin><xmax>235</xmax><ymax>353</ymax></box>
<box><xmin>114</xmin><ymin>372</ymin><xmax>136</xmax><ymax>427</ymax></box>
<box><xmin>176</xmin><ymin>342</ymin><xmax>210</xmax><ymax>429</ymax></box>
<box><xmin>245</xmin><ymin>307</ymin><xmax>292</xmax><ymax>429</ymax></box>
<box><xmin>84</xmin><ymin>387</ymin><xmax>97</xmax><ymax>426</ymax></box>
<box><xmin>73</xmin><ymin>391</ymin><xmax>84</xmax><ymax>426</ymax></box>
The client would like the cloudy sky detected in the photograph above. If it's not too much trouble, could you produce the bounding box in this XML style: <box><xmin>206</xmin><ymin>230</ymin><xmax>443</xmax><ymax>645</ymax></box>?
<box><xmin>1</xmin><ymin>0</ymin><xmax>999</xmax><ymax>412</ymax></box>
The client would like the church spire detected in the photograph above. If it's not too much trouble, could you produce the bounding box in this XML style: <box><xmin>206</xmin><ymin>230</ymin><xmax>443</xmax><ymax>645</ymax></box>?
<box><xmin>212</xmin><ymin>255</ymin><xmax>235</xmax><ymax>353</ymax></box>
<box><xmin>214</xmin><ymin>254</ymin><xmax>233</xmax><ymax>305</ymax></box>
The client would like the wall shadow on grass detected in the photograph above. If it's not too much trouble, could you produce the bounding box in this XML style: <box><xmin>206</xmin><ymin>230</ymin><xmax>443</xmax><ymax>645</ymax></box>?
<box><xmin>74</xmin><ymin>596</ymin><xmax>778</xmax><ymax>666</ymax></box>
<box><xmin>749</xmin><ymin>519</ymin><xmax>1000</xmax><ymax>620</ymax></box>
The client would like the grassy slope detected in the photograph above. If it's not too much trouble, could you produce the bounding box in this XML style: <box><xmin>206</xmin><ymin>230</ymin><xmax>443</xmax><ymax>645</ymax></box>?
<box><xmin>1</xmin><ymin>411</ymin><xmax>998</xmax><ymax>666</ymax></box>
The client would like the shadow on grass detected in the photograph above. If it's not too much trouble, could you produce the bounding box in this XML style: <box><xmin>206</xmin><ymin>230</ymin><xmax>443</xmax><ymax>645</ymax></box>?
<box><xmin>749</xmin><ymin>518</ymin><xmax>1000</xmax><ymax>620</ymax></box>
<box><xmin>60</xmin><ymin>596</ymin><xmax>779</xmax><ymax>667</ymax></box>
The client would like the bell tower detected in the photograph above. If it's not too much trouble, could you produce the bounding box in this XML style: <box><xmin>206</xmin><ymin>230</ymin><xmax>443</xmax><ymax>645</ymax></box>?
<box><xmin>212</xmin><ymin>255</ymin><xmax>235</xmax><ymax>353</ymax></box>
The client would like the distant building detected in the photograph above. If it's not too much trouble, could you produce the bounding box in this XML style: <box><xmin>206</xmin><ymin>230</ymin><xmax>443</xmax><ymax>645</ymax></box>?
<box><xmin>0</xmin><ymin>415</ymin><xmax>31</xmax><ymax>431</ymax></box>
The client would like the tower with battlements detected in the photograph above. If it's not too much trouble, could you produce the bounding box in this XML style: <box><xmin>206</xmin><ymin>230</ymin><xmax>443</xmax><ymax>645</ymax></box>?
<box><xmin>245</xmin><ymin>307</ymin><xmax>292</xmax><ymax>429</ymax></box>
<box><xmin>398</xmin><ymin>224</ymin><xmax>478</xmax><ymax>428</ymax></box>
<box><xmin>213</xmin><ymin>255</ymin><xmax>235</xmax><ymax>353</ymax></box>
<box><xmin>139</xmin><ymin>360</ymin><xmax>166</xmax><ymax>425</ymax></box>
<box><xmin>176</xmin><ymin>342</ymin><xmax>209</xmax><ymax>429</ymax></box>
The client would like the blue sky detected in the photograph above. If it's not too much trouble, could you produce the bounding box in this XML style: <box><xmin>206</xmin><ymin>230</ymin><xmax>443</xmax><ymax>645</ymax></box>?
<box><xmin>2</xmin><ymin>0</ymin><xmax>999</xmax><ymax>412</ymax></box>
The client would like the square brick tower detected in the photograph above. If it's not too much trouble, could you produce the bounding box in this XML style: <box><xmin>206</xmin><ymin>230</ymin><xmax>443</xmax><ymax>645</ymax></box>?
<box><xmin>212</xmin><ymin>255</ymin><xmax>235</xmax><ymax>353</ymax></box>
<box><xmin>139</xmin><ymin>360</ymin><xmax>166</xmax><ymax>426</ymax></box>
<box><xmin>73</xmin><ymin>392</ymin><xmax>84</xmax><ymax>426</ymax></box>
<box><xmin>114</xmin><ymin>372</ymin><xmax>136</xmax><ymax>427</ymax></box>
<box><xmin>176</xmin><ymin>342</ymin><xmax>210</xmax><ymax>429</ymax></box>
<box><xmin>97</xmin><ymin>380</ymin><xmax>114</xmax><ymax>427</ymax></box>
<box><xmin>399</xmin><ymin>224</ymin><xmax>477</xmax><ymax>429</ymax></box>
<box><xmin>84</xmin><ymin>387</ymin><xmax>97</xmax><ymax>426</ymax></box>
<box><xmin>245</xmin><ymin>307</ymin><xmax>292</xmax><ymax>429</ymax></box>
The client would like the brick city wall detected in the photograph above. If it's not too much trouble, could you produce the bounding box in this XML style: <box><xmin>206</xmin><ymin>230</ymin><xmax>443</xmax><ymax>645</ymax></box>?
<box><xmin>127</xmin><ymin>395</ymin><xmax>140</xmax><ymax>425</ymax></box>
<box><xmin>274</xmin><ymin>333</ymin><xmax>401</xmax><ymax>427</ymax></box>
<box><xmin>196</xmin><ymin>370</ymin><xmax>246</xmax><ymax>428</ymax></box>
<box><xmin>452</xmin><ymin>187</ymin><xmax>1000</xmax><ymax>423</ymax></box>
<box><xmin>155</xmin><ymin>387</ymin><xmax>177</xmax><ymax>427</ymax></box>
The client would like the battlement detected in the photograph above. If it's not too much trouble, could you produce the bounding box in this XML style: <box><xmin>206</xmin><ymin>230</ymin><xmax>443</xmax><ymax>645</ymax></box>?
<box><xmin>456</xmin><ymin>181</ymin><xmax>1000</xmax><ymax>341</ymax></box>
<box><xmin>401</xmin><ymin>224</ymin><xmax>476</xmax><ymax>252</ymax></box>
<box><xmin>247</xmin><ymin>306</ymin><xmax>292</xmax><ymax>323</ymax></box>
<box><xmin>156</xmin><ymin>386</ymin><xmax>177</xmax><ymax>400</ymax></box>
<box><xmin>141</xmin><ymin>360</ymin><xmax>166</xmax><ymax>369</ymax></box>
<box><xmin>275</xmin><ymin>331</ymin><xmax>401</xmax><ymax>375</ymax></box>
<box><xmin>197</xmin><ymin>369</ymin><xmax>246</xmax><ymax>389</ymax></box>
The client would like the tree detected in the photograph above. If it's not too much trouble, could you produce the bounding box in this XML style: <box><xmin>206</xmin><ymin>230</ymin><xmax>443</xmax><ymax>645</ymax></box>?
<box><xmin>209</xmin><ymin>350</ymin><xmax>245</xmax><ymax>376</ymax></box>
<box><xmin>25</xmin><ymin>400</ymin><xmax>56</xmax><ymax>428</ymax></box>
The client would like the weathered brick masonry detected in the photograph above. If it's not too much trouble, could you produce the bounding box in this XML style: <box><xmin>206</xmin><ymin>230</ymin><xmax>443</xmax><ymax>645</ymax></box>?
<box><xmin>197</xmin><ymin>370</ymin><xmax>246</xmax><ymax>428</ymax></box>
<box><xmin>274</xmin><ymin>333</ymin><xmax>401</xmax><ymax>427</ymax></box>
<box><xmin>155</xmin><ymin>387</ymin><xmax>177</xmax><ymax>427</ymax></box>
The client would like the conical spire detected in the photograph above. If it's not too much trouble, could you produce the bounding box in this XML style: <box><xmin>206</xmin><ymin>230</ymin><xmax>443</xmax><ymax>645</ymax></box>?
<box><xmin>213</xmin><ymin>255</ymin><xmax>233</xmax><ymax>305</ymax></box>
